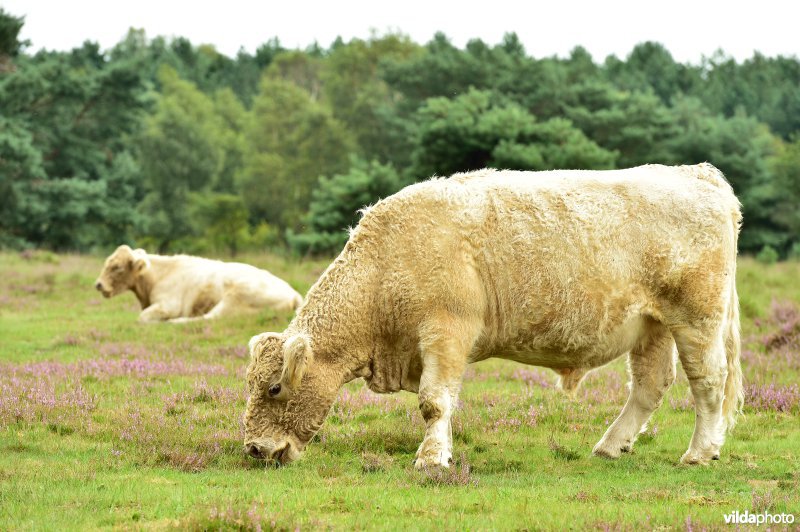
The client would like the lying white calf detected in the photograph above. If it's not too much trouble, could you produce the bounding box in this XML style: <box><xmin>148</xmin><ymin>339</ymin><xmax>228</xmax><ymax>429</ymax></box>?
<box><xmin>95</xmin><ymin>245</ymin><xmax>302</xmax><ymax>322</ymax></box>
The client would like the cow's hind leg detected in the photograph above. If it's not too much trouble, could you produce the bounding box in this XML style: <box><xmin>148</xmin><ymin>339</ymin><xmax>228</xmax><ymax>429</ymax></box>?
<box><xmin>593</xmin><ymin>320</ymin><xmax>676</xmax><ymax>459</ymax></box>
<box><xmin>414</xmin><ymin>313</ymin><xmax>481</xmax><ymax>469</ymax></box>
<box><xmin>166</xmin><ymin>299</ymin><xmax>230</xmax><ymax>323</ymax></box>
<box><xmin>672</xmin><ymin>324</ymin><xmax>728</xmax><ymax>465</ymax></box>
<box><xmin>201</xmin><ymin>299</ymin><xmax>231</xmax><ymax>320</ymax></box>
<box><xmin>167</xmin><ymin>316</ymin><xmax>202</xmax><ymax>323</ymax></box>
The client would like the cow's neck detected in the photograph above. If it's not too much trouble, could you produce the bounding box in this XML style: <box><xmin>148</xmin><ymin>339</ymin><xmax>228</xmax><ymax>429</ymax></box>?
<box><xmin>291</xmin><ymin>241</ymin><xmax>379</xmax><ymax>386</ymax></box>
<box><xmin>129</xmin><ymin>254</ymin><xmax>172</xmax><ymax>310</ymax></box>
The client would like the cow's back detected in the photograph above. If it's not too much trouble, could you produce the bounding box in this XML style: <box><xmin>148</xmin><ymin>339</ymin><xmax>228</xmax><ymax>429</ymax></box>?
<box><xmin>355</xmin><ymin>164</ymin><xmax>740</xmax><ymax>365</ymax></box>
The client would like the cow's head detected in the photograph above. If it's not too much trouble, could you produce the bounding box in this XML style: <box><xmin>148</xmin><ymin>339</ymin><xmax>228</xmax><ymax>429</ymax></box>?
<box><xmin>94</xmin><ymin>245</ymin><xmax>149</xmax><ymax>298</ymax></box>
<box><xmin>243</xmin><ymin>331</ymin><xmax>339</xmax><ymax>465</ymax></box>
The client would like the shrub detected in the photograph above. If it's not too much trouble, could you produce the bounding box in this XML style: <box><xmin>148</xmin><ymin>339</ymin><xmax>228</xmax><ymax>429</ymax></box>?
<box><xmin>287</xmin><ymin>157</ymin><xmax>404</xmax><ymax>256</ymax></box>
<box><xmin>756</xmin><ymin>245</ymin><xmax>779</xmax><ymax>264</ymax></box>
<box><xmin>788</xmin><ymin>242</ymin><xmax>800</xmax><ymax>261</ymax></box>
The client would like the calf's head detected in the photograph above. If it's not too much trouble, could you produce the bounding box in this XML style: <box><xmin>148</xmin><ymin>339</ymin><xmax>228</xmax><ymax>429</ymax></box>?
<box><xmin>243</xmin><ymin>331</ymin><xmax>339</xmax><ymax>465</ymax></box>
<box><xmin>94</xmin><ymin>245</ymin><xmax>149</xmax><ymax>297</ymax></box>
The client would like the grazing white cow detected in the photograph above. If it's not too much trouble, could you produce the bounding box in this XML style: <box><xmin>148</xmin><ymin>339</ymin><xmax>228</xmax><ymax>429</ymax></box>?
<box><xmin>94</xmin><ymin>245</ymin><xmax>303</xmax><ymax>322</ymax></box>
<box><xmin>242</xmin><ymin>164</ymin><xmax>743</xmax><ymax>469</ymax></box>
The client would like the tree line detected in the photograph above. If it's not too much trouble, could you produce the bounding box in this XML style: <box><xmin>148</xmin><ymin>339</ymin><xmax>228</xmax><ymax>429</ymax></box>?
<box><xmin>1</xmin><ymin>8</ymin><xmax>799</xmax><ymax>258</ymax></box>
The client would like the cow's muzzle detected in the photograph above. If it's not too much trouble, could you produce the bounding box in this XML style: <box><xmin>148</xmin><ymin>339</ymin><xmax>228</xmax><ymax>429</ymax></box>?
<box><xmin>244</xmin><ymin>439</ymin><xmax>298</xmax><ymax>465</ymax></box>
<box><xmin>94</xmin><ymin>281</ymin><xmax>111</xmax><ymax>298</ymax></box>
<box><xmin>244</xmin><ymin>442</ymin><xmax>265</xmax><ymax>459</ymax></box>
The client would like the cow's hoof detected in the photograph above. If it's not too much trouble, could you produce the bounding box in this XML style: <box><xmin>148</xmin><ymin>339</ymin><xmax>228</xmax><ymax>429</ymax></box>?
<box><xmin>414</xmin><ymin>437</ymin><xmax>452</xmax><ymax>469</ymax></box>
<box><xmin>414</xmin><ymin>457</ymin><xmax>450</xmax><ymax>470</ymax></box>
<box><xmin>592</xmin><ymin>440</ymin><xmax>623</xmax><ymax>459</ymax></box>
<box><xmin>414</xmin><ymin>449</ymin><xmax>452</xmax><ymax>470</ymax></box>
<box><xmin>680</xmin><ymin>449</ymin><xmax>718</xmax><ymax>465</ymax></box>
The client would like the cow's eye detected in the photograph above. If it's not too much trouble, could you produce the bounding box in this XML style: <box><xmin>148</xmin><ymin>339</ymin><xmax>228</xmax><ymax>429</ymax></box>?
<box><xmin>268</xmin><ymin>384</ymin><xmax>281</xmax><ymax>397</ymax></box>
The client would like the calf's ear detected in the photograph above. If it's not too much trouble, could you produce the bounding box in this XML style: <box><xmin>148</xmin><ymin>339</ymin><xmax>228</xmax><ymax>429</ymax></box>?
<box><xmin>131</xmin><ymin>249</ymin><xmax>150</xmax><ymax>273</ymax></box>
<box><xmin>281</xmin><ymin>334</ymin><xmax>312</xmax><ymax>390</ymax></box>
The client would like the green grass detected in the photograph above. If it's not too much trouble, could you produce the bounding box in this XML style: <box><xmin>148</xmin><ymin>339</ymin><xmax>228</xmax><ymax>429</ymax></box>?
<box><xmin>1</xmin><ymin>252</ymin><xmax>799</xmax><ymax>530</ymax></box>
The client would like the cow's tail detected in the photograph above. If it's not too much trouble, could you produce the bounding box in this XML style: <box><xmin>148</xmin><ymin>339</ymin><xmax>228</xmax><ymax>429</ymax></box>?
<box><xmin>722</xmin><ymin>278</ymin><xmax>744</xmax><ymax>431</ymax></box>
<box><xmin>722</xmin><ymin>196</ymin><xmax>744</xmax><ymax>432</ymax></box>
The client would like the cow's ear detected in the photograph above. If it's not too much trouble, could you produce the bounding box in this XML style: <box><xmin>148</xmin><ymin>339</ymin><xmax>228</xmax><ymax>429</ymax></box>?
<box><xmin>131</xmin><ymin>249</ymin><xmax>150</xmax><ymax>274</ymax></box>
<box><xmin>281</xmin><ymin>334</ymin><xmax>312</xmax><ymax>390</ymax></box>
<box><xmin>248</xmin><ymin>332</ymin><xmax>281</xmax><ymax>362</ymax></box>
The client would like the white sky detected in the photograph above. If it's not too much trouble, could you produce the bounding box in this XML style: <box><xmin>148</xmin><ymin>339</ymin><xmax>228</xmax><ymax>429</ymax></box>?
<box><xmin>4</xmin><ymin>0</ymin><xmax>799</xmax><ymax>64</ymax></box>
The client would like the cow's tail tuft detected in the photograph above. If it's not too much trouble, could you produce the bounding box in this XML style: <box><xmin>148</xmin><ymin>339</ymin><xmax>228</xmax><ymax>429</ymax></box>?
<box><xmin>722</xmin><ymin>199</ymin><xmax>744</xmax><ymax>432</ymax></box>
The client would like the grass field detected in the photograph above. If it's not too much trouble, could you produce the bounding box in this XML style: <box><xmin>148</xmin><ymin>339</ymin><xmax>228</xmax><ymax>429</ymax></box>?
<box><xmin>1</xmin><ymin>251</ymin><xmax>799</xmax><ymax>530</ymax></box>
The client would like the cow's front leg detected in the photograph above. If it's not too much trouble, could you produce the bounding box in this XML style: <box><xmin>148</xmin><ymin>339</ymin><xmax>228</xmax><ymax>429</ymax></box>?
<box><xmin>414</xmin><ymin>314</ymin><xmax>479</xmax><ymax>469</ymax></box>
<box><xmin>138</xmin><ymin>303</ymin><xmax>177</xmax><ymax>323</ymax></box>
<box><xmin>415</xmin><ymin>374</ymin><xmax>460</xmax><ymax>469</ymax></box>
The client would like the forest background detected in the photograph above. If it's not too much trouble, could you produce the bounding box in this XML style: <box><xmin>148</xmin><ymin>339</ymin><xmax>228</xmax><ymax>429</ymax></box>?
<box><xmin>1</xmin><ymin>8</ymin><xmax>799</xmax><ymax>259</ymax></box>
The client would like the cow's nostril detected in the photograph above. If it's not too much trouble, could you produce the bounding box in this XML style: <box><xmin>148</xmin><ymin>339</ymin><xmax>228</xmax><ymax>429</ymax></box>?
<box><xmin>95</xmin><ymin>282</ymin><xmax>102</xmax><ymax>290</ymax></box>
<box><xmin>245</xmin><ymin>443</ymin><xmax>264</xmax><ymax>459</ymax></box>
<box><xmin>270</xmin><ymin>444</ymin><xmax>290</xmax><ymax>464</ymax></box>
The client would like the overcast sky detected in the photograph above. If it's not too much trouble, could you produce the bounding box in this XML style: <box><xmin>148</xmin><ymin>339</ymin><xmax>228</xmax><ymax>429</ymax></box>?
<box><xmin>5</xmin><ymin>0</ymin><xmax>799</xmax><ymax>64</ymax></box>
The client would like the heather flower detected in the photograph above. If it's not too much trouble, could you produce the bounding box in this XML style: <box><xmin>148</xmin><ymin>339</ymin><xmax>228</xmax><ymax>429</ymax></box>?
<box><xmin>216</xmin><ymin>345</ymin><xmax>249</xmax><ymax>359</ymax></box>
<box><xmin>491</xmin><ymin>416</ymin><xmax>522</xmax><ymax>432</ymax></box>
<box><xmin>746</xmin><ymin>383</ymin><xmax>800</xmax><ymax>413</ymax></box>
<box><xmin>1</xmin><ymin>356</ymin><xmax>230</xmax><ymax>381</ymax></box>
<box><xmin>512</xmin><ymin>368</ymin><xmax>553</xmax><ymax>388</ymax></box>
<box><xmin>0</xmin><ymin>377</ymin><xmax>96</xmax><ymax>425</ymax></box>
<box><xmin>758</xmin><ymin>300</ymin><xmax>800</xmax><ymax>352</ymax></box>
<box><xmin>331</xmin><ymin>386</ymin><xmax>404</xmax><ymax>420</ymax></box>
<box><xmin>207</xmin><ymin>501</ymin><xmax>292</xmax><ymax>531</ymax></box>
<box><xmin>669</xmin><ymin>396</ymin><xmax>694</xmax><ymax>411</ymax></box>
<box><xmin>61</xmin><ymin>334</ymin><xmax>80</xmax><ymax>346</ymax></box>
<box><xmin>418</xmin><ymin>453</ymin><xmax>477</xmax><ymax>486</ymax></box>
<box><xmin>526</xmin><ymin>405</ymin><xmax>541</xmax><ymax>427</ymax></box>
